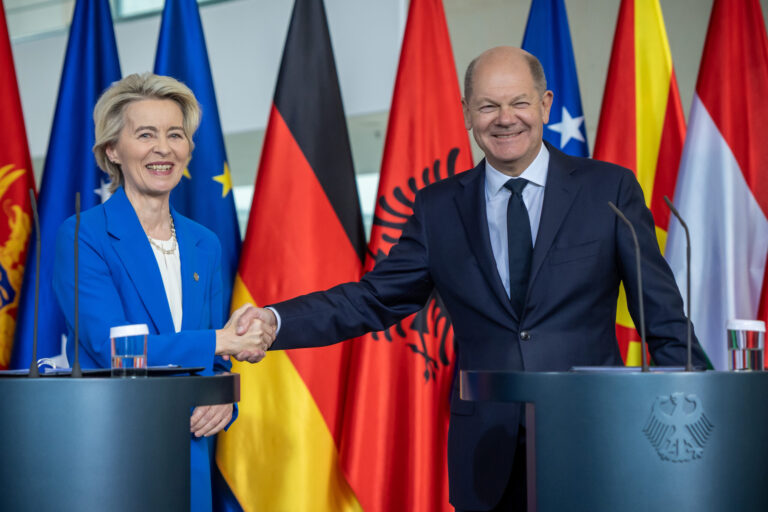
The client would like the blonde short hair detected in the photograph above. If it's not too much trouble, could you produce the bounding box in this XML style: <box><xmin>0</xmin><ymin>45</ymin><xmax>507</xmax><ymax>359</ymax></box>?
<box><xmin>92</xmin><ymin>73</ymin><xmax>201</xmax><ymax>192</ymax></box>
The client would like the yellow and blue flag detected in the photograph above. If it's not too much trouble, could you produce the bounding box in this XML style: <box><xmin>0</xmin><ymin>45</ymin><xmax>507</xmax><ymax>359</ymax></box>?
<box><xmin>522</xmin><ymin>0</ymin><xmax>589</xmax><ymax>157</ymax></box>
<box><xmin>154</xmin><ymin>0</ymin><xmax>241</xmax><ymax>313</ymax></box>
<box><xmin>11</xmin><ymin>0</ymin><xmax>120</xmax><ymax>368</ymax></box>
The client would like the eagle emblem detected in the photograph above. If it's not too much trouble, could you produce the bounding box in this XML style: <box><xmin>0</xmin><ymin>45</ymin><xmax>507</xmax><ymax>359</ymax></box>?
<box><xmin>643</xmin><ymin>392</ymin><xmax>714</xmax><ymax>462</ymax></box>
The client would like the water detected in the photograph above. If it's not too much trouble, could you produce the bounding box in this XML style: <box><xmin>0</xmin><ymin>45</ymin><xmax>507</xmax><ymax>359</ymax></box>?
<box><xmin>728</xmin><ymin>348</ymin><xmax>764</xmax><ymax>371</ymax></box>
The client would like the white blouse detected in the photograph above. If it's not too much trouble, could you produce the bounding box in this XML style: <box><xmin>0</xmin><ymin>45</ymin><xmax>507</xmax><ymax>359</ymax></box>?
<box><xmin>147</xmin><ymin>235</ymin><xmax>183</xmax><ymax>333</ymax></box>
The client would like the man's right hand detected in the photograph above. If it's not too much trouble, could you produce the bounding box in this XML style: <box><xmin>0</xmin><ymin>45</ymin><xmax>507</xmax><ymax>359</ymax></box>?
<box><xmin>215</xmin><ymin>304</ymin><xmax>277</xmax><ymax>363</ymax></box>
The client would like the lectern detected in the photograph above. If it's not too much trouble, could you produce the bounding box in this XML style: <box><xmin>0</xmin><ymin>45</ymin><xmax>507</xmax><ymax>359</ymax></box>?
<box><xmin>461</xmin><ymin>371</ymin><xmax>768</xmax><ymax>512</ymax></box>
<box><xmin>0</xmin><ymin>373</ymin><xmax>239</xmax><ymax>511</ymax></box>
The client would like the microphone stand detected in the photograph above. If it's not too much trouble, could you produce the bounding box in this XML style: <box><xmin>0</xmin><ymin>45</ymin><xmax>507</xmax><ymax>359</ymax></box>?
<box><xmin>608</xmin><ymin>202</ymin><xmax>649</xmax><ymax>372</ymax></box>
<box><xmin>664</xmin><ymin>196</ymin><xmax>693</xmax><ymax>372</ymax></box>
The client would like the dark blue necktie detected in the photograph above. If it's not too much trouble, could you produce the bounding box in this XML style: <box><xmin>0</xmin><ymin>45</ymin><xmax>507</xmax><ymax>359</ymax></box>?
<box><xmin>504</xmin><ymin>178</ymin><xmax>532</xmax><ymax>316</ymax></box>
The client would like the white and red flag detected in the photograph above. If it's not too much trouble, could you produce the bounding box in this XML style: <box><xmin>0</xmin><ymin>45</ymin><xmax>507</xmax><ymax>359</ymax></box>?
<box><xmin>666</xmin><ymin>0</ymin><xmax>768</xmax><ymax>370</ymax></box>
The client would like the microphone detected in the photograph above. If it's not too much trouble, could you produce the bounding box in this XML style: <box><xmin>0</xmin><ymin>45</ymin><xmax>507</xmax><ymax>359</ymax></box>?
<box><xmin>608</xmin><ymin>201</ymin><xmax>649</xmax><ymax>372</ymax></box>
<box><xmin>28</xmin><ymin>189</ymin><xmax>40</xmax><ymax>378</ymax></box>
<box><xmin>664</xmin><ymin>196</ymin><xmax>693</xmax><ymax>372</ymax></box>
<box><xmin>71</xmin><ymin>193</ymin><xmax>82</xmax><ymax>378</ymax></box>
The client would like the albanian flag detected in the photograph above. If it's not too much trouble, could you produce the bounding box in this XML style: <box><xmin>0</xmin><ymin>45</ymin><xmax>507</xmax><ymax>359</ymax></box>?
<box><xmin>339</xmin><ymin>0</ymin><xmax>474</xmax><ymax>510</ymax></box>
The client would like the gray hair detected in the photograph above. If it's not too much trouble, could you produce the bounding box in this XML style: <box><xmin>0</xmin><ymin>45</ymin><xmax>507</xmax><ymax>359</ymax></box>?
<box><xmin>463</xmin><ymin>52</ymin><xmax>547</xmax><ymax>101</ymax></box>
<box><xmin>92</xmin><ymin>72</ymin><xmax>201</xmax><ymax>192</ymax></box>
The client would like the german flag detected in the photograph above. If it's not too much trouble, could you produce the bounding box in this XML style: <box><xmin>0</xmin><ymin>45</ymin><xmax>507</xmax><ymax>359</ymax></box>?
<box><xmin>593</xmin><ymin>0</ymin><xmax>685</xmax><ymax>365</ymax></box>
<box><xmin>0</xmin><ymin>4</ymin><xmax>36</xmax><ymax>369</ymax></box>
<box><xmin>339</xmin><ymin>0</ymin><xmax>473</xmax><ymax>510</ymax></box>
<box><xmin>216</xmin><ymin>0</ymin><xmax>365</xmax><ymax>509</ymax></box>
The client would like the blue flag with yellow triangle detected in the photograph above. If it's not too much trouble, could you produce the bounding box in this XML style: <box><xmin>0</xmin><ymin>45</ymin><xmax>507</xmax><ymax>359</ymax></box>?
<box><xmin>154</xmin><ymin>0</ymin><xmax>241</xmax><ymax>314</ymax></box>
<box><xmin>11</xmin><ymin>0</ymin><xmax>121</xmax><ymax>368</ymax></box>
<box><xmin>522</xmin><ymin>0</ymin><xmax>589</xmax><ymax>157</ymax></box>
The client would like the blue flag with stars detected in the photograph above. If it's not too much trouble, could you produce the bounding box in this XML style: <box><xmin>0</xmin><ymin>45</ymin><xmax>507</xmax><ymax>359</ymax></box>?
<box><xmin>11</xmin><ymin>0</ymin><xmax>121</xmax><ymax>368</ymax></box>
<box><xmin>154</xmin><ymin>0</ymin><xmax>241</xmax><ymax>314</ymax></box>
<box><xmin>522</xmin><ymin>0</ymin><xmax>589</xmax><ymax>157</ymax></box>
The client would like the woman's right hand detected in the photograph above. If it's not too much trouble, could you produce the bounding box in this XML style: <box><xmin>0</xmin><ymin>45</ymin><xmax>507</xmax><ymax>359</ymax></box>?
<box><xmin>215</xmin><ymin>304</ymin><xmax>276</xmax><ymax>363</ymax></box>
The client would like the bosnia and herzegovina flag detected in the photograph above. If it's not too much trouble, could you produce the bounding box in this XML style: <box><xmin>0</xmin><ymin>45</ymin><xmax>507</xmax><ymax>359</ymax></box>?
<box><xmin>667</xmin><ymin>0</ymin><xmax>768</xmax><ymax>370</ymax></box>
<box><xmin>0</xmin><ymin>3</ymin><xmax>37</xmax><ymax>369</ymax></box>
<box><xmin>154</xmin><ymin>0</ymin><xmax>241</xmax><ymax>314</ymax></box>
<box><xmin>216</xmin><ymin>0</ymin><xmax>365</xmax><ymax>509</ymax></box>
<box><xmin>522</xmin><ymin>0</ymin><xmax>588</xmax><ymax>157</ymax></box>
<box><xmin>338</xmin><ymin>0</ymin><xmax>473</xmax><ymax>510</ymax></box>
<box><xmin>593</xmin><ymin>0</ymin><xmax>685</xmax><ymax>365</ymax></box>
<box><xmin>11</xmin><ymin>0</ymin><xmax>120</xmax><ymax>369</ymax></box>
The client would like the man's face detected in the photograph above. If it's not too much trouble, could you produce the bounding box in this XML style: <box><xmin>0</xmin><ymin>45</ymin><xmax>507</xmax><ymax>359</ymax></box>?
<box><xmin>463</xmin><ymin>53</ymin><xmax>553</xmax><ymax>176</ymax></box>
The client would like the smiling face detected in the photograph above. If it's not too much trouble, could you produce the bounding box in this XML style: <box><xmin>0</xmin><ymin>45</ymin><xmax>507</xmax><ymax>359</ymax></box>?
<box><xmin>106</xmin><ymin>98</ymin><xmax>190</xmax><ymax>200</ymax></box>
<box><xmin>463</xmin><ymin>48</ymin><xmax>553</xmax><ymax>176</ymax></box>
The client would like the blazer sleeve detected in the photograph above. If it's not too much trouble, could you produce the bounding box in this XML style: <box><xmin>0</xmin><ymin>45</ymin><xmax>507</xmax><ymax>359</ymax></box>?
<box><xmin>53</xmin><ymin>216</ymin><xmax>217</xmax><ymax>371</ymax></box>
<box><xmin>272</xmin><ymin>190</ymin><xmax>436</xmax><ymax>350</ymax></box>
<box><xmin>614</xmin><ymin>169</ymin><xmax>707</xmax><ymax>368</ymax></box>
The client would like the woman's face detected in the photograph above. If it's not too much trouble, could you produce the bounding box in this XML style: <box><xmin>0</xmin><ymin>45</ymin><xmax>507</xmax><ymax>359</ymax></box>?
<box><xmin>106</xmin><ymin>98</ymin><xmax>190</xmax><ymax>200</ymax></box>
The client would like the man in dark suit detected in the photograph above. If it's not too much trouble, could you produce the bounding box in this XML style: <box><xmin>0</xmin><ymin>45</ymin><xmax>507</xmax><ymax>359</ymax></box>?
<box><xmin>237</xmin><ymin>46</ymin><xmax>706</xmax><ymax>511</ymax></box>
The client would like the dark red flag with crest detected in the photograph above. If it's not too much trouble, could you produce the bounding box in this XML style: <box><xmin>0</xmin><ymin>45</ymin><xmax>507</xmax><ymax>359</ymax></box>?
<box><xmin>339</xmin><ymin>0</ymin><xmax>473</xmax><ymax>509</ymax></box>
<box><xmin>0</xmin><ymin>4</ymin><xmax>36</xmax><ymax>369</ymax></box>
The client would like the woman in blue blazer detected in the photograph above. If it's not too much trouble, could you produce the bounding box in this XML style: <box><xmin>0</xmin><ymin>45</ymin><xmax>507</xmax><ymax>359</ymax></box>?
<box><xmin>53</xmin><ymin>73</ymin><xmax>271</xmax><ymax>511</ymax></box>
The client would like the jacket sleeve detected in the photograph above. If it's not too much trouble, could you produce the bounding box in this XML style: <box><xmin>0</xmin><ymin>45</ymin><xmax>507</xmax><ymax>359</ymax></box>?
<box><xmin>272</xmin><ymin>190</ymin><xmax>435</xmax><ymax>350</ymax></box>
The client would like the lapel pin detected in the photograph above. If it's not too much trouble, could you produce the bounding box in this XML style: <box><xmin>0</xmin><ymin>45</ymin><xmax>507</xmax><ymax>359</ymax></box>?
<box><xmin>193</xmin><ymin>272</ymin><xmax>199</xmax><ymax>282</ymax></box>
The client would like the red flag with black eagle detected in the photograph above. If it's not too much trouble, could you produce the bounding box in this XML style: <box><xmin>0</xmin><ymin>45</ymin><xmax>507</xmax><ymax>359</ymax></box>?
<box><xmin>0</xmin><ymin>3</ymin><xmax>37</xmax><ymax>369</ymax></box>
<box><xmin>338</xmin><ymin>0</ymin><xmax>474</xmax><ymax>510</ymax></box>
<box><xmin>216</xmin><ymin>0</ymin><xmax>366</xmax><ymax>509</ymax></box>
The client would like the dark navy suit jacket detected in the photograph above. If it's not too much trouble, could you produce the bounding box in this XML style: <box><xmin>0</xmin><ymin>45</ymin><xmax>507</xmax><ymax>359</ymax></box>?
<box><xmin>271</xmin><ymin>143</ymin><xmax>705</xmax><ymax>510</ymax></box>
<box><xmin>53</xmin><ymin>187</ymin><xmax>233</xmax><ymax>512</ymax></box>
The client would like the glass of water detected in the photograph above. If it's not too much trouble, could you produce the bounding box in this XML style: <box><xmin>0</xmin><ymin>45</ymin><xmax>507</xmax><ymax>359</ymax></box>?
<box><xmin>110</xmin><ymin>324</ymin><xmax>149</xmax><ymax>377</ymax></box>
<box><xmin>726</xmin><ymin>319</ymin><xmax>765</xmax><ymax>371</ymax></box>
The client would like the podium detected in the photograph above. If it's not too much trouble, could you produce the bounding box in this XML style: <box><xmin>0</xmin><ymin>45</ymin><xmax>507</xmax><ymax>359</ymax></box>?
<box><xmin>461</xmin><ymin>370</ymin><xmax>768</xmax><ymax>512</ymax></box>
<box><xmin>0</xmin><ymin>373</ymin><xmax>239</xmax><ymax>511</ymax></box>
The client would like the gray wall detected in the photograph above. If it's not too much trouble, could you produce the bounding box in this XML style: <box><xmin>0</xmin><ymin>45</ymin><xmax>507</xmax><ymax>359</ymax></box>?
<box><xmin>11</xmin><ymin>0</ymin><xmax>768</xmax><ymax>192</ymax></box>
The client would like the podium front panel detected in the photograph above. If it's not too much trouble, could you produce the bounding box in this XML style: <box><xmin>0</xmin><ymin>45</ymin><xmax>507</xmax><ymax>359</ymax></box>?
<box><xmin>461</xmin><ymin>371</ymin><xmax>768</xmax><ymax>512</ymax></box>
<box><xmin>0</xmin><ymin>374</ymin><xmax>238</xmax><ymax>512</ymax></box>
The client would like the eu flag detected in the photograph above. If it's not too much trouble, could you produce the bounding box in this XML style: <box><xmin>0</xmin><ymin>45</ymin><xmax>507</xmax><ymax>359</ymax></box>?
<box><xmin>522</xmin><ymin>0</ymin><xmax>589</xmax><ymax>157</ymax></box>
<box><xmin>154</xmin><ymin>0</ymin><xmax>241</xmax><ymax>314</ymax></box>
<box><xmin>11</xmin><ymin>0</ymin><xmax>121</xmax><ymax>368</ymax></box>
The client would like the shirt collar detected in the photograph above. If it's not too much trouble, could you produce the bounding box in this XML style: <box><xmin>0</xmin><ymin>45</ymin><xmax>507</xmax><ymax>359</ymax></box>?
<box><xmin>485</xmin><ymin>143</ymin><xmax>550</xmax><ymax>198</ymax></box>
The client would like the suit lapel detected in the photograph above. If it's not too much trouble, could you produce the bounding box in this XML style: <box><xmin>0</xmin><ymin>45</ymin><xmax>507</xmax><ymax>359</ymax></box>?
<box><xmin>105</xmin><ymin>188</ymin><xmax>175</xmax><ymax>333</ymax></box>
<box><xmin>455</xmin><ymin>162</ymin><xmax>517</xmax><ymax>319</ymax></box>
<box><xmin>529</xmin><ymin>144</ymin><xmax>581</xmax><ymax>289</ymax></box>
<box><xmin>174</xmin><ymin>211</ymin><xmax>204</xmax><ymax>331</ymax></box>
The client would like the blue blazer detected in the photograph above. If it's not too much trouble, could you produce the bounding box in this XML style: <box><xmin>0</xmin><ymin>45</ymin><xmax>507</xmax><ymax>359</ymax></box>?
<box><xmin>53</xmin><ymin>187</ymin><xmax>232</xmax><ymax>512</ymax></box>
<box><xmin>269</xmin><ymin>143</ymin><xmax>707</xmax><ymax>510</ymax></box>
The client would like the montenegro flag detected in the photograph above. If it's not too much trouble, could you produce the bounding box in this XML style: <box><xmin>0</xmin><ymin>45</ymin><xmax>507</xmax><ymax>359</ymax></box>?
<box><xmin>0</xmin><ymin>4</ymin><xmax>36</xmax><ymax>369</ymax></box>
<box><xmin>593</xmin><ymin>0</ymin><xmax>685</xmax><ymax>365</ymax></box>
<box><xmin>216</xmin><ymin>0</ymin><xmax>365</xmax><ymax>509</ymax></box>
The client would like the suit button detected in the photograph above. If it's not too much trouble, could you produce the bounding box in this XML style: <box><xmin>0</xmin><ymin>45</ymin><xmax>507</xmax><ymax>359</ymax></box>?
<box><xmin>520</xmin><ymin>331</ymin><xmax>531</xmax><ymax>341</ymax></box>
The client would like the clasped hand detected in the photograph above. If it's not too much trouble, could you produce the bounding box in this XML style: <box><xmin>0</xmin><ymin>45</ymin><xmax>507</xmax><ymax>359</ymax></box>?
<box><xmin>215</xmin><ymin>303</ymin><xmax>277</xmax><ymax>363</ymax></box>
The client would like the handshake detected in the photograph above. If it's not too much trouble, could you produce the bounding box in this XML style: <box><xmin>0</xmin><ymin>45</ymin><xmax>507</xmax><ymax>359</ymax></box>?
<box><xmin>215</xmin><ymin>304</ymin><xmax>278</xmax><ymax>363</ymax></box>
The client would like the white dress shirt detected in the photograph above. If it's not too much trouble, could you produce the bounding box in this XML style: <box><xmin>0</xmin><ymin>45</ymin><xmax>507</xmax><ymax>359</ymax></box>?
<box><xmin>148</xmin><ymin>235</ymin><xmax>183</xmax><ymax>333</ymax></box>
<box><xmin>484</xmin><ymin>144</ymin><xmax>549</xmax><ymax>297</ymax></box>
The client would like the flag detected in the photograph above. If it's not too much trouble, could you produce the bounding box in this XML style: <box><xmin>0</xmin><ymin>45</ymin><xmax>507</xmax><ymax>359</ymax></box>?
<box><xmin>666</xmin><ymin>0</ymin><xmax>768</xmax><ymax>370</ymax></box>
<box><xmin>593</xmin><ymin>0</ymin><xmax>685</xmax><ymax>365</ymax></box>
<box><xmin>0</xmin><ymin>3</ymin><xmax>37</xmax><ymax>369</ymax></box>
<box><xmin>522</xmin><ymin>0</ymin><xmax>588</xmax><ymax>157</ymax></box>
<box><xmin>216</xmin><ymin>0</ymin><xmax>365</xmax><ymax>509</ymax></box>
<box><xmin>338</xmin><ymin>0</ymin><xmax>473</xmax><ymax>510</ymax></box>
<box><xmin>154</xmin><ymin>0</ymin><xmax>241</xmax><ymax>314</ymax></box>
<box><xmin>11</xmin><ymin>0</ymin><xmax>120</xmax><ymax>369</ymax></box>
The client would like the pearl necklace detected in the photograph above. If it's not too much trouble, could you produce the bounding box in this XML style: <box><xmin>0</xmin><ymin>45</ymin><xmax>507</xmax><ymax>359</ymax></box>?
<box><xmin>147</xmin><ymin>214</ymin><xmax>177</xmax><ymax>255</ymax></box>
